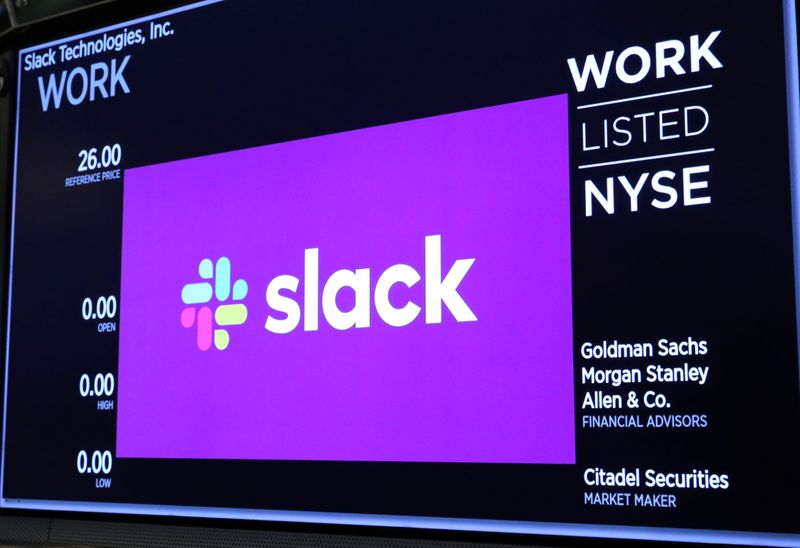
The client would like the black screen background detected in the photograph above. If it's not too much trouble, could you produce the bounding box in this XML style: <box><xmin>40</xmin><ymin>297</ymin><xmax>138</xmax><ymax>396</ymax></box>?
<box><xmin>1</xmin><ymin>0</ymin><xmax>799</xmax><ymax>536</ymax></box>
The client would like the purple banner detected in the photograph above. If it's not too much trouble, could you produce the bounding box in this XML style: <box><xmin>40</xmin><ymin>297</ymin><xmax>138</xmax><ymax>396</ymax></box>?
<box><xmin>117</xmin><ymin>94</ymin><xmax>574</xmax><ymax>464</ymax></box>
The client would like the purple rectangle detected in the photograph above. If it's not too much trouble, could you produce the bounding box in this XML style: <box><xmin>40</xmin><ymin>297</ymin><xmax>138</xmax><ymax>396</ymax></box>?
<box><xmin>117</xmin><ymin>94</ymin><xmax>574</xmax><ymax>464</ymax></box>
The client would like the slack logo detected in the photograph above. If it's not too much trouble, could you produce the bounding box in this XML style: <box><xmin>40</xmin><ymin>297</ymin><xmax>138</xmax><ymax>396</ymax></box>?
<box><xmin>180</xmin><ymin>257</ymin><xmax>249</xmax><ymax>351</ymax></box>
<box><xmin>265</xmin><ymin>234</ymin><xmax>477</xmax><ymax>333</ymax></box>
<box><xmin>179</xmin><ymin>235</ymin><xmax>476</xmax><ymax>350</ymax></box>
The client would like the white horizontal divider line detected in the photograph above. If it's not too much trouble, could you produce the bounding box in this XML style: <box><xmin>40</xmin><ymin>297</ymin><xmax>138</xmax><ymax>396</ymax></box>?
<box><xmin>577</xmin><ymin>148</ymin><xmax>715</xmax><ymax>170</ymax></box>
<box><xmin>576</xmin><ymin>84</ymin><xmax>713</xmax><ymax>110</ymax></box>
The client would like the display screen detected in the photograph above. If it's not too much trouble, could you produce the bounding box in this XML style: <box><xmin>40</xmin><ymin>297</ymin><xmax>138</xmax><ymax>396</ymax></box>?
<box><xmin>2</xmin><ymin>0</ymin><xmax>799</xmax><ymax>545</ymax></box>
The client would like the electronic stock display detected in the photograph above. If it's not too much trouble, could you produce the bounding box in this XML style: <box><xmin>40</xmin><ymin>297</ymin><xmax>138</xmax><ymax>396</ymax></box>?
<box><xmin>2</xmin><ymin>0</ymin><xmax>800</xmax><ymax>545</ymax></box>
